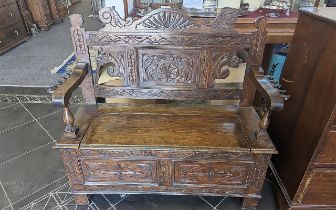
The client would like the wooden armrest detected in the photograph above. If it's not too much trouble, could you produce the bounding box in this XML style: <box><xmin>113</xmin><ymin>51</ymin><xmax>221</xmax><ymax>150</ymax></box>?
<box><xmin>251</xmin><ymin>66</ymin><xmax>284</xmax><ymax>112</ymax></box>
<box><xmin>52</xmin><ymin>62</ymin><xmax>88</xmax><ymax>139</ymax></box>
<box><xmin>52</xmin><ymin>62</ymin><xmax>88</xmax><ymax>107</ymax></box>
<box><xmin>249</xmin><ymin>65</ymin><xmax>284</xmax><ymax>141</ymax></box>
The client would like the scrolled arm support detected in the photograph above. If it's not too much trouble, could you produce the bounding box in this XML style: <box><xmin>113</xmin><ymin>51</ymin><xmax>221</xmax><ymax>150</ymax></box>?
<box><xmin>52</xmin><ymin>62</ymin><xmax>88</xmax><ymax>139</ymax></box>
<box><xmin>250</xmin><ymin>65</ymin><xmax>284</xmax><ymax>140</ymax></box>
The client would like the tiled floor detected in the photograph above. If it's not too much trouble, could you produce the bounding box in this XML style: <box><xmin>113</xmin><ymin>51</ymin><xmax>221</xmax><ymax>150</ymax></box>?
<box><xmin>0</xmin><ymin>101</ymin><xmax>279</xmax><ymax>210</ymax></box>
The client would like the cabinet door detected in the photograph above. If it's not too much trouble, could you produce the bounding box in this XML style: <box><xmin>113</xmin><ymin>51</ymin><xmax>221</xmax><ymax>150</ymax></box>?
<box><xmin>297</xmin><ymin>169</ymin><xmax>336</xmax><ymax>206</ymax></box>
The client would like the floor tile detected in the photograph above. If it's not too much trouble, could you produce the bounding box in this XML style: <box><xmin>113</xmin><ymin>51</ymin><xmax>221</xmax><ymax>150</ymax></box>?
<box><xmin>0</xmin><ymin>103</ymin><xmax>33</xmax><ymax>132</ymax></box>
<box><xmin>37</xmin><ymin>112</ymin><xmax>65</xmax><ymax>140</ymax></box>
<box><xmin>0</xmin><ymin>121</ymin><xmax>53</xmax><ymax>164</ymax></box>
<box><xmin>0</xmin><ymin>102</ymin><xmax>16</xmax><ymax>109</ymax></box>
<box><xmin>115</xmin><ymin>194</ymin><xmax>211</xmax><ymax>210</ymax></box>
<box><xmin>22</xmin><ymin>103</ymin><xmax>61</xmax><ymax>119</ymax></box>
<box><xmin>0</xmin><ymin>182</ymin><xmax>10</xmax><ymax>209</ymax></box>
<box><xmin>0</xmin><ymin>144</ymin><xmax>65</xmax><ymax>209</ymax></box>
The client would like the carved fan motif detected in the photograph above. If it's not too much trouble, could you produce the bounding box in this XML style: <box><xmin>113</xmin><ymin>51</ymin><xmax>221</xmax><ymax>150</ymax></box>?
<box><xmin>136</xmin><ymin>10</ymin><xmax>200</xmax><ymax>29</ymax></box>
<box><xmin>142</xmin><ymin>54</ymin><xmax>193</xmax><ymax>84</ymax></box>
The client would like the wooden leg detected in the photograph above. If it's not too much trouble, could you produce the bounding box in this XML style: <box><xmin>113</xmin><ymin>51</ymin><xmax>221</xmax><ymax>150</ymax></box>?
<box><xmin>242</xmin><ymin>197</ymin><xmax>259</xmax><ymax>209</ymax></box>
<box><xmin>74</xmin><ymin>194</ymin><xmax>89</xmax><ymax>205</ymax></box>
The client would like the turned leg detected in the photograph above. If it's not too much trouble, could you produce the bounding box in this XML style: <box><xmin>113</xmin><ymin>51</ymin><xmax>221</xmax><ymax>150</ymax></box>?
<box><xmin>74</xmin><ymin>194</ymin><xmax>89</xmax><ymax>205</ymax></box>
<box><xmin>242</xmin><ymin>197</ymin><xmax>259</xmax><ymax>209</ymax></box>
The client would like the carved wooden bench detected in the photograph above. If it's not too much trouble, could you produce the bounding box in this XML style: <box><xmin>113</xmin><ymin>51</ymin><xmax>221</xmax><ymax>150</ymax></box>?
<box><xmin>52</xmin><ymin>7</ymin><xmax>284</xmax><ymax>209</ymax></box>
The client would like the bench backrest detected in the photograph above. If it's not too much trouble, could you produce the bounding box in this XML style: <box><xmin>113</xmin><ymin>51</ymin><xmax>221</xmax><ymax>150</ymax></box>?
<box><xmin>70</xmin><ymin>7</ymin><xmax>266</xmax><ymax>104</ymax></box>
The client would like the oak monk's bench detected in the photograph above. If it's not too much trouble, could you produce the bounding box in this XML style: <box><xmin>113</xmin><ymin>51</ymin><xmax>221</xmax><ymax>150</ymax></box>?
<box><xmin>52</xmin><ymin>7</ymin><xmax>284</xmax><ymax>209</ymax></box>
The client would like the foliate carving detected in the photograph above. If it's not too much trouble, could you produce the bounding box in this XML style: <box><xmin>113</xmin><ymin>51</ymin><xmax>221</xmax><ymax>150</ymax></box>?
<box><xmin>159</xmin><ymin>160</ymin><xmax>172</xmax><ymax>186</ymax></box>
<box><xmin>175</xmin><ymin>162</ymin><xmax>248</xmax><ymax>185</ymax></box>
<box><xmin>95</xmin><ymin>86</ymin><xmax>241</xmax><ymax>100</ymax></box>
<box><xmin>199</xmin><ymin>48</ymin><xmax>213</xmax><ymax>88</ymax></box>
<box><xmin>70</xmin><ymin>14</ymin><xmax>87</xmax><ymax>56</ymax></box>
<box><xmin>99</xmin><ymin>7</ymin><xmax>133</xmax><ymax>27</ymax></box>
<box><xmin>80</xmin><ymin>149</ymin><xmax>252</xmax><ymax>162</ymax></box>
<box><xmin>88</xmin><ymin>33</ymin><xmax>252</xmax><ymax>47</ymax></box>
<box><xmin>249</xmin><ymin>17</ymin><xmax>267</xmax><ymax>65</ymax></box>
<box><xmin>96</xmin><ymin>48</ymin><xmax>128</xmax><ymax>86</ymax></box>
<box><xmin>136</xmin><ymin>9</ymin><xmax>201</xmax><ymax>30</ymax></box>
<box><xmin>84</xmin><ymin>184</ymin><xmax>247</xmax><ymax>196</ymax></box>
<box><xmin>60</xmin><ymin>149</ymin><xmax>85</xmax><ymax>186</ymax></box>
<box><xmin>142</xmin><ymin>53</ymin><xmax>193</xmax><ymax>84</ymax></box>
<box><xmin>245</xmin><ymin>154</ymin><xmax>271</xmax><ymax>196</ymax></box>
<box><xmin>213</xmin><ymin>52</ymin><xmax>242</xmax><ymax>79</ymax></box>
<box><xmin>82</xmin><ymin>160</ymin><xmax>157</xmax><ymax>184</ymax></box>
<box><xmin>127</xmin><ymin>48</ymin><xmax>137</xmax><ymax>85</ymax></box>
<box><xmin>212</xmin><ymin>7</ymin><xmax>239</xmax><ymax>30</ymax></box>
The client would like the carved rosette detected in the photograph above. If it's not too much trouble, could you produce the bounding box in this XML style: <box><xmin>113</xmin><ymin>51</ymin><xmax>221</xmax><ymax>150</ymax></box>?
<box><xmin>141</xmin><ymin>53</ymin><xmax>194</xmax><ymax>85</ymax></box>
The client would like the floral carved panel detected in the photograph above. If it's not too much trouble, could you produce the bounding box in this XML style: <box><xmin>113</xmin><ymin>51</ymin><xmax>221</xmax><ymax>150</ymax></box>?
<box><xmin>139</xmin><ymin>49</ymin><xmax>198</xmax><ymax>88</ymax></box>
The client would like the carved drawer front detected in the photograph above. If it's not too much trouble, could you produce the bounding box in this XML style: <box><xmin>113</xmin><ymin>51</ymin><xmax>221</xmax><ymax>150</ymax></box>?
<box><xmin>0</xmin><ymin>4</ymin><xmax>21</xmax><ymax>27</ymax></box>
<box><xmin>138</xmin><ymin>48</ymin><xmax>199</xmax><ymax>88</ymax></box>
<box><xmin>81</xmin><ymin>159</ymin><xmax>158</xmax><ymax>185</ymax></box>
<box><xmin>174</xmin><ymin>161</ymin><xmax>249</xmax><ymax>186</ymax></box>
<box><xmin>299</xmin><ymin>169</ymin><xmax>336</xmax><ymax>206</ymax></box>
<box><xmin>318</xmin><ymin>131</ymin><xmax>336</xmax><ymax>165</ymax></box>
<box><xmin>0</xmin><ymin>23</ymin><xmax>26</xmax><ymax>49</ymax></box>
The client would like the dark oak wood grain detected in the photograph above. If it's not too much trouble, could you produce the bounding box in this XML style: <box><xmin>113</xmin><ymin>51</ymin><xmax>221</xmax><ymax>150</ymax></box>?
<box><xmin>52</xmin><ymin>7</ymin><xmax>284</xmax><ymax>209</ymax></box>
<box><xmin>269</xmin><ymin>8</ymin><xmax>336</xmax><ymax>210</ymax></box>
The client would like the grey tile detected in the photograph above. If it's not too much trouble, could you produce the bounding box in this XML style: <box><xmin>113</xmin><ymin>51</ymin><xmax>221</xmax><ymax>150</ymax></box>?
<box><xmin>38</xmin><ymin>104</ymin><xmax>80</xmax><ymax>140</ymax></box>
<box><xmin>0</xmin><ymin>183</ymin><xmax>10</xmax><ymax>209</ymax></box>
<box><xmin>38</xmin><ymin>112</ymin><xmax>65</xmax><ymax>140</ymax></box>
<box><xmin>22</xmin><ymin>103</ymin><xmax>61</xmax><ymax>119</ymax></box>
<box><xmin>0</xmin><ymin>144</ymin><xmax>65</xmax><ymax>209</ymax></box>
<box><xmin>0</xmin><ymin>103</ymin><xmax>33</xmax><ymax>132</ymax></box>
<box><xmin>217</xmin><ymin>182</ymin><xmax>278</xmax><ymax>210</ymax></box>
<box><xmin>0</xmin><ymin>102</ymin><xmax>16</xmax><ymax>109</ymax></box>
<box><xmin>115</xmin><ymin>194</ymin><xmax>211</xmax><ymax>210</ymax></box>
<box><xmin>0</xmin><ymin>121</ymin><xmax>53</xmax><ymax>164</ymax></box>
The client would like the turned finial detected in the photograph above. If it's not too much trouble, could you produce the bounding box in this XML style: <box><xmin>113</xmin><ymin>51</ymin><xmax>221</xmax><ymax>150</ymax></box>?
<box><xmin>70</xmin><ymin>14</ymin><xmax>83</xmax><ymax>28</ymax></box>
<box><xmin>63</xmin><ymin>106</ymin><xmax>78</xmax><ymax>139</ymax></box>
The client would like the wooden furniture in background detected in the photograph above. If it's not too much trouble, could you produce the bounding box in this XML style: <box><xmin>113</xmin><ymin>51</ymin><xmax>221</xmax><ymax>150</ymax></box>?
<box><xmin>0</xmin><ymin>0</ymin><xmax>28</xmax><ymax>54</ymax></box>
<box><xmin>269</xmin><ymin>7</ymin><xmax>336</xmax><ymax>209</ymax></box>
<box><xmin>52</xmin><ymin>7</ymin><xmax>284</xmax><ymax>208</ymax></box>
<box><xmin>48</xmin><ymin>0</ymin><xmax>63</xmax><ymax>23</ymax></box>
<box><xmin>25</xmin><ymin>0</ymin><xmax>63</xmax><ymax>30</ymax></box>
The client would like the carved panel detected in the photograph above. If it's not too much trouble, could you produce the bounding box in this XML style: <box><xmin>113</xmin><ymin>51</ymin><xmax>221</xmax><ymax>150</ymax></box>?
<box><xmin>174</xmin><ymin>161</ymin><xmax>249</xmax><ymax>186</ymax></box>
<box><xmin>199</xmin><ymin>48</ymin><xmax>213</xmax><ymax>88</ymax></box>
<box><xmin>81</xmin><ymin>159</ymin><xmax>158</xmax><ymax>185</ymax></box>
<box><xmin>139</xmin><ymin>49</ymin><xmax>197</xmax><ymax>87</ymax></box>
<box><xmin>87</xmin><ymin>33</ymin><xmax>252</xmax><ymax>47</ymax></box>
<box><xmin>83</xmin><ymin>184</ymin><xmax>247</xmax><ymax>196</ymax></box>
<box><xmin>95</xmin><ymin>86</ymin><xmax>241</xmax><ymax>100</ymax></box>
<box><xmin>70</xmin><ymin>14</ymin><xmax>87</xmax><ymax>56</ymax></box>
<box><xmin>212</xmin><ymin>7</ymin><xmax>239</xmax><ymax>30</ymax></box>
<box><xmin>159</xmin><ymin>160</ymin><xmax>172</xmax><ymax>186</ymax></box>
<box><xmin>80</xmin><ymin>149</ymin><xmax>252</xmax><ymax>161</ymax></box>
<box><xmin>213</xmin><ymin>50</ymin><xmax>242</xmax><ymax>80</ymax></box>
<box><xmin>96</xmin><ymin>47</ymin><xmax>137</xmax><ymax>86</ymax></box>
<box><xmin>60</xmin><ymin>149</ymin><xmax>86</xmax><ymax>191</ymax></box>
